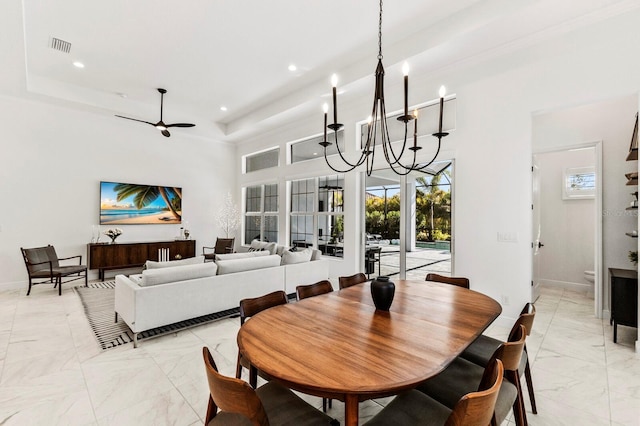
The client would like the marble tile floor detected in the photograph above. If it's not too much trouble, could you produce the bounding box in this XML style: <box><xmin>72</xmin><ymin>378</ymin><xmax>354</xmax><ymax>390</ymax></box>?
<box><xmin>0</xmin><ymin>283</ymin><xmax>637</xmax><ymax>425</ymax></box>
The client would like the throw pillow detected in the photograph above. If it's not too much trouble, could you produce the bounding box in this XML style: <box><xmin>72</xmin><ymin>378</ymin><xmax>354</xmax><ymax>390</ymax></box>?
<box><xmin>145</xmin><ymin>256</ymin><xmax>205</xmax><ymax>269</ymax></box>
<box><xmin>281</xmin><ymin>248</ymin><xmax>313</xmax><ymax>265</ymax></box>
<box><xmin>140</xmin><ymin>262</ymin><xmax>218</xmax><ymax>287</ymax></box>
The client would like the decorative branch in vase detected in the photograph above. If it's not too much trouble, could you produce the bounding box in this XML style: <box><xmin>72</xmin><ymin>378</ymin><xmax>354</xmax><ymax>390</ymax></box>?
<box><xmin>216</xmin><ymin>192</ymin><xmax>240</xmax><ymax>237</ymax></box>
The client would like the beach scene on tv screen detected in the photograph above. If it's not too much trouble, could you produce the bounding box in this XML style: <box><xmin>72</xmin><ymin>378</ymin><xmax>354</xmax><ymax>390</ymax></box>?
<box><xmin>100</xmin><ymin>182</ymin><xmax>182</xmax><ymax>224</ymax></box>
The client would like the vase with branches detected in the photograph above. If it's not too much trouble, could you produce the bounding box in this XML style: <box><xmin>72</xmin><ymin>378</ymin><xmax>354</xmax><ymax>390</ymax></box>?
<box><xmin>217</xmin><ymin>193</ymin><xmax>240</xmax><ymax>238</ymax></box>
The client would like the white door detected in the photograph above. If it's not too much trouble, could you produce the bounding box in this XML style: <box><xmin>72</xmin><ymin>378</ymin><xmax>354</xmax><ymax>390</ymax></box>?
<box><xmin>532</xmin><ymin>156</ymin><xmax>542</xmax><ymax>302</ymax></box>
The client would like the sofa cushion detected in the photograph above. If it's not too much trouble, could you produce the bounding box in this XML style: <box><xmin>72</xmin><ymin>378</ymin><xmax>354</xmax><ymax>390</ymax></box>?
<box><xmin>145</xmin><ymin>256</ymin><xmax>205</xmax><ymax>270</ymax></box>
<box><xmin>216</xmin><ymin>251</ymin><xmax>270</xmax><ymax>261</ymax></box>
<box><xmin>249</xmin><ymin>240</ymin><xmax>278</xmax><ymax>255</ymax></box>
<box><xmin>216</xmin><ymin>254</ymin><xmax>281</xmax><ymax>275</ymax></box>
<box><xmin>140</xmin><ymin>262</ymin><xmax>218</xmax><ymax>287</ymax></box>
<box><xmin>281</xmin><ymin>248</ymin><xmax>313</xmax><ymax>265</ymax></box>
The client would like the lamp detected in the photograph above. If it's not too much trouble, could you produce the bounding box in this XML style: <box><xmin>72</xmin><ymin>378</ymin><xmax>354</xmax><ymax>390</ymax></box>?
<box><xmin>320</xmin><ymin>0</ymin><xmax>449</xmax><ymax>176</ymax></box>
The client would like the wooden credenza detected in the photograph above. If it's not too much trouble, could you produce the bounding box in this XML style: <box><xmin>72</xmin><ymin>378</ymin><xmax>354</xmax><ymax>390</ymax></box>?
<box><xmin>88</xmin><ymin>240</ymin><xmax>196</xmax><ymax>280</ymax></box>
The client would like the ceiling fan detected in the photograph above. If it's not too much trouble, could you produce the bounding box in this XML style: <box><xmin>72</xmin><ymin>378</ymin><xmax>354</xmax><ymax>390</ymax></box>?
<box><xmin>115</xmin><ymin>88</ymin><xmax>195</xmax><ymax>137</ymax></box>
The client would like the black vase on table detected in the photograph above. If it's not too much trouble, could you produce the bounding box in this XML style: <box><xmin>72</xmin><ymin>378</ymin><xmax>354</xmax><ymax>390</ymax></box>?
<box><xmin>371</xmin><ymin>276</ymin><xmax>395</xmax><ymax>311</ymax></box>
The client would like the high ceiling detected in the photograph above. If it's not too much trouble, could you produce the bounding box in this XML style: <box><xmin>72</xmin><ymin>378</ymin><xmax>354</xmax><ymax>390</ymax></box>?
<box><xmin>13</xmin><ymin>0</ymin><xmax>638</xmax><ymax>142</ymax></box>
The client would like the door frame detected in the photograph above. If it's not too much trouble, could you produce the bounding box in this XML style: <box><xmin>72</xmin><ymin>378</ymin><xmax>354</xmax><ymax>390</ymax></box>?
<box><xmin>532</xmin><ymin>141</ymin><xmax>603</xmax><ymax>318</ymax></box>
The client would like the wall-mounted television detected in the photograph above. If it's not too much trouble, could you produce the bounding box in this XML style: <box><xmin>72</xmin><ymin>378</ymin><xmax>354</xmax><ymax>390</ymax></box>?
<box><xmin>100</xmin><ymin>181</ymin><xmax>182</xmax><ymax>225</ymax></box>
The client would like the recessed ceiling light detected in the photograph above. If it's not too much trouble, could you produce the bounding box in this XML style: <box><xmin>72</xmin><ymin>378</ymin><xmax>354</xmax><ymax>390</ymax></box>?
<box><xmin>220</xmin><ymin>106</ymin><xmax>228</xmax><ymax>111</ymax></box>
<box><xmin>288</xmin><ymin>64</ymin><xmax>297</xmax><ymax>72</ymax></box>
<box><xmin>116</xmin><ymin>92</ymin><xmax>128</xmax><ymax>98</ymax></box>
<box><xmin>73</xmin><ymin>61</ymin><xmax>85</xmax><ymax>68</ymax></box>
<box><xmin>313</xmin><ymin>152</ymin><xmax>318</xmax><ymax>156</ymax></box>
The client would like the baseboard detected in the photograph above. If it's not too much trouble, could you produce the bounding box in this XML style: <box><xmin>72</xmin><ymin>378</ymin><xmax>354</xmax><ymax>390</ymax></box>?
<box><xmin>0</xmin><ymin>280</ymin><xmax>26</xmax><ymax>291</ymax></box>
<box><xmin>539</xmin><ymin>279</ymin><xmax>594</xmax><ymax>294</ymax></box>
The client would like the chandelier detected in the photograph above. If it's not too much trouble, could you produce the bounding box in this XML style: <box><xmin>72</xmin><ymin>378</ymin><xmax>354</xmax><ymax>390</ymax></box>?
<box><xmin>320</xmin><ymin>0</ymin><xmax>449</xmax><ymax>176</ymax></box>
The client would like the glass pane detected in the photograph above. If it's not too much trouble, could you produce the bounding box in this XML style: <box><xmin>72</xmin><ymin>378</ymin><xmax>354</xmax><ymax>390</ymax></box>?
<box><xmin>360</xmin><ymin>98</ymin><xmax>457</xmax><ymax>148</ymax></box>
<box><xmin>245</xmin><ymin>148</ymin><xmax>279</xmax><ymax>173</ymax></box>
<box><xmin>290</xmin><ymin>214</ymin><xmax>313</xmax><ymax>248</ymax></box>
<box><xmin>318</xmin><ymin>215</ymin><xmax>344</xmax><ymax>257</ymax></box>
<box><xmin>244</xmin><ymin>216</ymin><xmax>262</xmax><ymax>244</ymax></box>
<box><xmin>264</xmin><ymin>183</ymin><xmax>278</xmax><ymax>212</ymax></box>
<box><xmin>264</xmin><ymin>215</ymin><xmax>278</xmax><ymax>243</ymax></box>
<box><xmin>245</xmin><ymin>185</ymin><xmax>261</xmax><ymax>213</ymax></box>
<box><xmin>291</xmin><ymin>130</ymin><xmax>345</xmax><ymax>163</ymax></box>
<box><xmin>290</xmin><ymin>178</ymin><xmax>314</xmax><ymax>213</ymax></box>
<box><xmin>318</xmin><ymin>174</ymin><xmax>344</xmax><ymax>212</ymax></box>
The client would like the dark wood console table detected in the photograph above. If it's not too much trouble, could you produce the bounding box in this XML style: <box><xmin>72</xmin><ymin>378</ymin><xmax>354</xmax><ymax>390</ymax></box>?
<box><xmin>609</xmin><ymin>268</ymin><xmax>638</xmax><ymax>343</ymax></box>
<box><xmin>88</xmin><ymin>240</ymin><xmax>196</xmax><ymax>280</ymax></box>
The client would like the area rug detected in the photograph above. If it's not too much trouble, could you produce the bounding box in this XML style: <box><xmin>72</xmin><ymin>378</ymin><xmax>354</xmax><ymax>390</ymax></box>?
<box><xmin>74</xmin><ymin>281</ymin><xmax>239</xmax><ymax>350</ymax></box>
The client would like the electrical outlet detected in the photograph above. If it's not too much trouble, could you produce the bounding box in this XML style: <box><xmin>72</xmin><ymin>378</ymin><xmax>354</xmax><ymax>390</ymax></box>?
<box><xmin>501</xmin><ymin>295</ymin><xmax>510</xmax><ymax>306</ymax></box>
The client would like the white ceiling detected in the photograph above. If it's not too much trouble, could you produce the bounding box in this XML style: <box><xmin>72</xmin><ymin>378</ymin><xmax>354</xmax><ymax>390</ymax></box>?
<box><xmin>15</xmin><ymin>0</ymin><xmax>639</xmax><ymax>142</ymax></box>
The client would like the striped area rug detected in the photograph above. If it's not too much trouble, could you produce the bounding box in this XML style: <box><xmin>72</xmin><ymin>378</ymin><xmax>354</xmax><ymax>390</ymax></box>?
<box><xmin>74</xmin><ymin>281</ymin><xmax>239</xmax><ymax>350</ymax></box>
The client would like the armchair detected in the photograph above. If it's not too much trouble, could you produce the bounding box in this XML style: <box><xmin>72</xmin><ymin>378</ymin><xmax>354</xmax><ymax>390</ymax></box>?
<box><xmin>21</xmin><ymin>245</ymin><xmax>87</xmax><ymax>296</ymax></box>
<box><xmin>203</xmin><ymin>237</ymin><xmax>235</xmax><ymax>261</ymax></box>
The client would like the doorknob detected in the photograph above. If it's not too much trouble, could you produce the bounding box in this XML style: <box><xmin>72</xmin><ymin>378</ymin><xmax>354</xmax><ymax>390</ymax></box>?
<box><xmin>537</xmin><ymin>241</ymin><xmax>544</xmax><ymax>248</ymax></box>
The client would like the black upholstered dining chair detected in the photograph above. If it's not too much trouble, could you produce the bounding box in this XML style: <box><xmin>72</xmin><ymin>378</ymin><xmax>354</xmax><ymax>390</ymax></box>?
<box><xmin>21</xmin><ymin>245</ymin><xmax>87</xmax><ymax>296</ymax></box>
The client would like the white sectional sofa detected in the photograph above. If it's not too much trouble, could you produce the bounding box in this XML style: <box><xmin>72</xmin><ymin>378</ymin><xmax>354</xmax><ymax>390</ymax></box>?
<box><xmin>115</xmin><ymin>246</ymin><xmax>329</xmax><ymax>347</ymax></box>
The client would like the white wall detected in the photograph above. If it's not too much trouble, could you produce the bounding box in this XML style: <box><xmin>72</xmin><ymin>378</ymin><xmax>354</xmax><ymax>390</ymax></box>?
<box><xmin>0</xmin><ymin>95</ymin><xmax>236</xmax><ymax>287</ymax></box>
<box><xmin>236</xmin><ymin>9</ymin><xmax>640</xmax><ymax>322</ymax></box>
<box><xmin>533</xmin><ymin>95</ymin><xmax>638</xmax><ymax>310</ymax></box>
<box><xmin>535</xmin><ymin>149</ymin><xmax>596</xmax><ymax>290</ymax></box>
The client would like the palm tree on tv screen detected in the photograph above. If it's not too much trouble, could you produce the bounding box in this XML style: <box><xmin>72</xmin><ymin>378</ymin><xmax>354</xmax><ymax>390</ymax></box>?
<box><xmin>114</xmin><ymin>184</ymin><xmax>182</xmax><ymax>220</ymax></box>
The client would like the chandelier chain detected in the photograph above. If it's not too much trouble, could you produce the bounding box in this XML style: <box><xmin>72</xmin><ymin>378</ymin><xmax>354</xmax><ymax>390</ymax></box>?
<box><xmin>378</xmin><ymin>0</ymin><xmax>383</xmax><ymax>59</ymax></box>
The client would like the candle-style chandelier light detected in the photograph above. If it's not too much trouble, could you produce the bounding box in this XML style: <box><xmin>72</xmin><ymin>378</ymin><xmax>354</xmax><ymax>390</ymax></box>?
<box><xmin>320</xmin><ymin>0</ymin><xmax>449</xmax><ymax>176</ymax></box>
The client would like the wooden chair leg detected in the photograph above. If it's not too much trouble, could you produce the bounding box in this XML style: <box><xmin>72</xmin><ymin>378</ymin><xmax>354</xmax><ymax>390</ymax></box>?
<box><xmin>249</xmin><ymin>365</ymin><xmax>258</xmax><ymax>389</ymax></box>
<box><xmin>58</xmin><ymin>277</ymin><xmax>62</xmax><ymax>296</ymax></box>
<box><xmin>524</xmin><ymin>357</ymin><xmax>537</xmax><ymax>414</ymax></box>
<box><xmin>511</xmin><ymin>370</ymin><xmax>528</xmax><ymax>426</ymax></box>
<box><xmin>27</xmin><ymin>278</ymin><xmax>32</xmax><ymax>296</ymax></box>
<box><xmin>235</xmin><ymin>353</ymin><xmax>243</xmax><ymax>379</ymax></box>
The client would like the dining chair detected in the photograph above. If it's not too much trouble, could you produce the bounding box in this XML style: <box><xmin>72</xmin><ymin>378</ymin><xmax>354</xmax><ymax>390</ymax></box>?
<box><xmin>236</xmin><ymin>290</ymin><xmax>288</xmax><ymax>388</ymax></box>
<box><xmin>338</xmin><ymin>273</ymin><xmax>367</xmax><ymax>289</ymax></box>
<box><xmin>417</xmin><ymin>325</ymin><xmax>528</xmax><ymax>426</ymax></box>
<box><xmin>203</xmin><ymin>237</ymin><xmax>235</xmax><ymax>261</ymax></box>
<box><xmin>203</xmin><ymin>347</ymin><xmax>339</xmax><ymax>426</ymax></box>
<box><xmin>296</xmin><ymin>280</ymin><xmax>334</xmax><ymax>301</ymax></box>
<box><xmin>21</xmin><ymin>245</ymin><xmax>88</xmax><ymax>296</ymax></box>
<box><xmin>425</xmin><ymin>273</ymin><xmax>470</xmax><ymax>289</ymax></box>
<box><xmin>363</xmin><ymin>359</ymin><xmax>504</xmax><ymax>426</ymax></box>
<box><xmin>294</xmin><ymin>279</ymin><xmax>334</xmax><ymax>412</ymax></box>
<box><xmin>460</xmin><ymin>303</ymin><xmax>537</xmax><ymax>415</ymax></box>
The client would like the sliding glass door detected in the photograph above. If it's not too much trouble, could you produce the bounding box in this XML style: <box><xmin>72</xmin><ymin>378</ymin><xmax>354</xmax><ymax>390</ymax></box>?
<box><xmin>364</xmin><ymin>161</ymin><xmax>453</xmax><ymax>280</ymax></box>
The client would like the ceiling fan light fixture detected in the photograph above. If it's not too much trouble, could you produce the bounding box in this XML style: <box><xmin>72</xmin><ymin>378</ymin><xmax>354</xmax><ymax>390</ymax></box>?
<box><xmin>155</xmin><ymin>124</ymin><xmax>167</xmax><ymax>131</ymax></box>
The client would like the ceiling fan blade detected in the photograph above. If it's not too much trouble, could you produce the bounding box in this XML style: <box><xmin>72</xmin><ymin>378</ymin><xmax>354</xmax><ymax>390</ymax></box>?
<box><xmin>115</xmin><ymin>115</ymin><xmax>156</xmax><ymax>126</ymax></box>
<box><xmin>161</xmin><ymin>129</ymin><xmax>171</xmax><ymax>137</ymax></box>
<box><xmin>166</xmin><ymin>123</ymin><xmax>196</xmax><ymax>128</ymax></box>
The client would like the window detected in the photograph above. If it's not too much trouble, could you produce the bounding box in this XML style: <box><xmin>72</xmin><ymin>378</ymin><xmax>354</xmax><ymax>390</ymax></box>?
<box><xmin>290</xmin><ymin>175</ymin><xmax>344</xmax><ymax>257</ymax></box>
<box><xmin>563</xmin><ymin>167</ymin><xmax>595</xmax><ymax>199</ymax></box>
<box><xmin>289</xmin><ymin>130</ymin><xmax>345</xmax><ymax>164</ymax></box>
<box><xmin>244</xmin><ymin>147</ymin><xmax>279</xmax><ymax>173</ymax></box>
<box><xmin>359</xmin><ymin>98</ymin><xmax>456</xmax><ymax>148</ymax></box>
<box><xmin>244</xmin><ymin>184</ymin><xmax>278</xmax><ymax>244</ymax></box>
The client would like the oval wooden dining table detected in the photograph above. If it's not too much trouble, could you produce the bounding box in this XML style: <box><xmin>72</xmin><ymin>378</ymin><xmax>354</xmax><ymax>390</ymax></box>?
<box><xmin>237</xmin><ymin>279</ymin><xmax>502</xmax><ymax>426</ymax></box>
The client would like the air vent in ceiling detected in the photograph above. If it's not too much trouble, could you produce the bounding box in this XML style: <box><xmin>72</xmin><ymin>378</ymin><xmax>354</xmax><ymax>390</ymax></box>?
<box><xmin>49</xmin><ymin>37</ymin><xmax>71</xmax><ymax>53</ymax></box>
